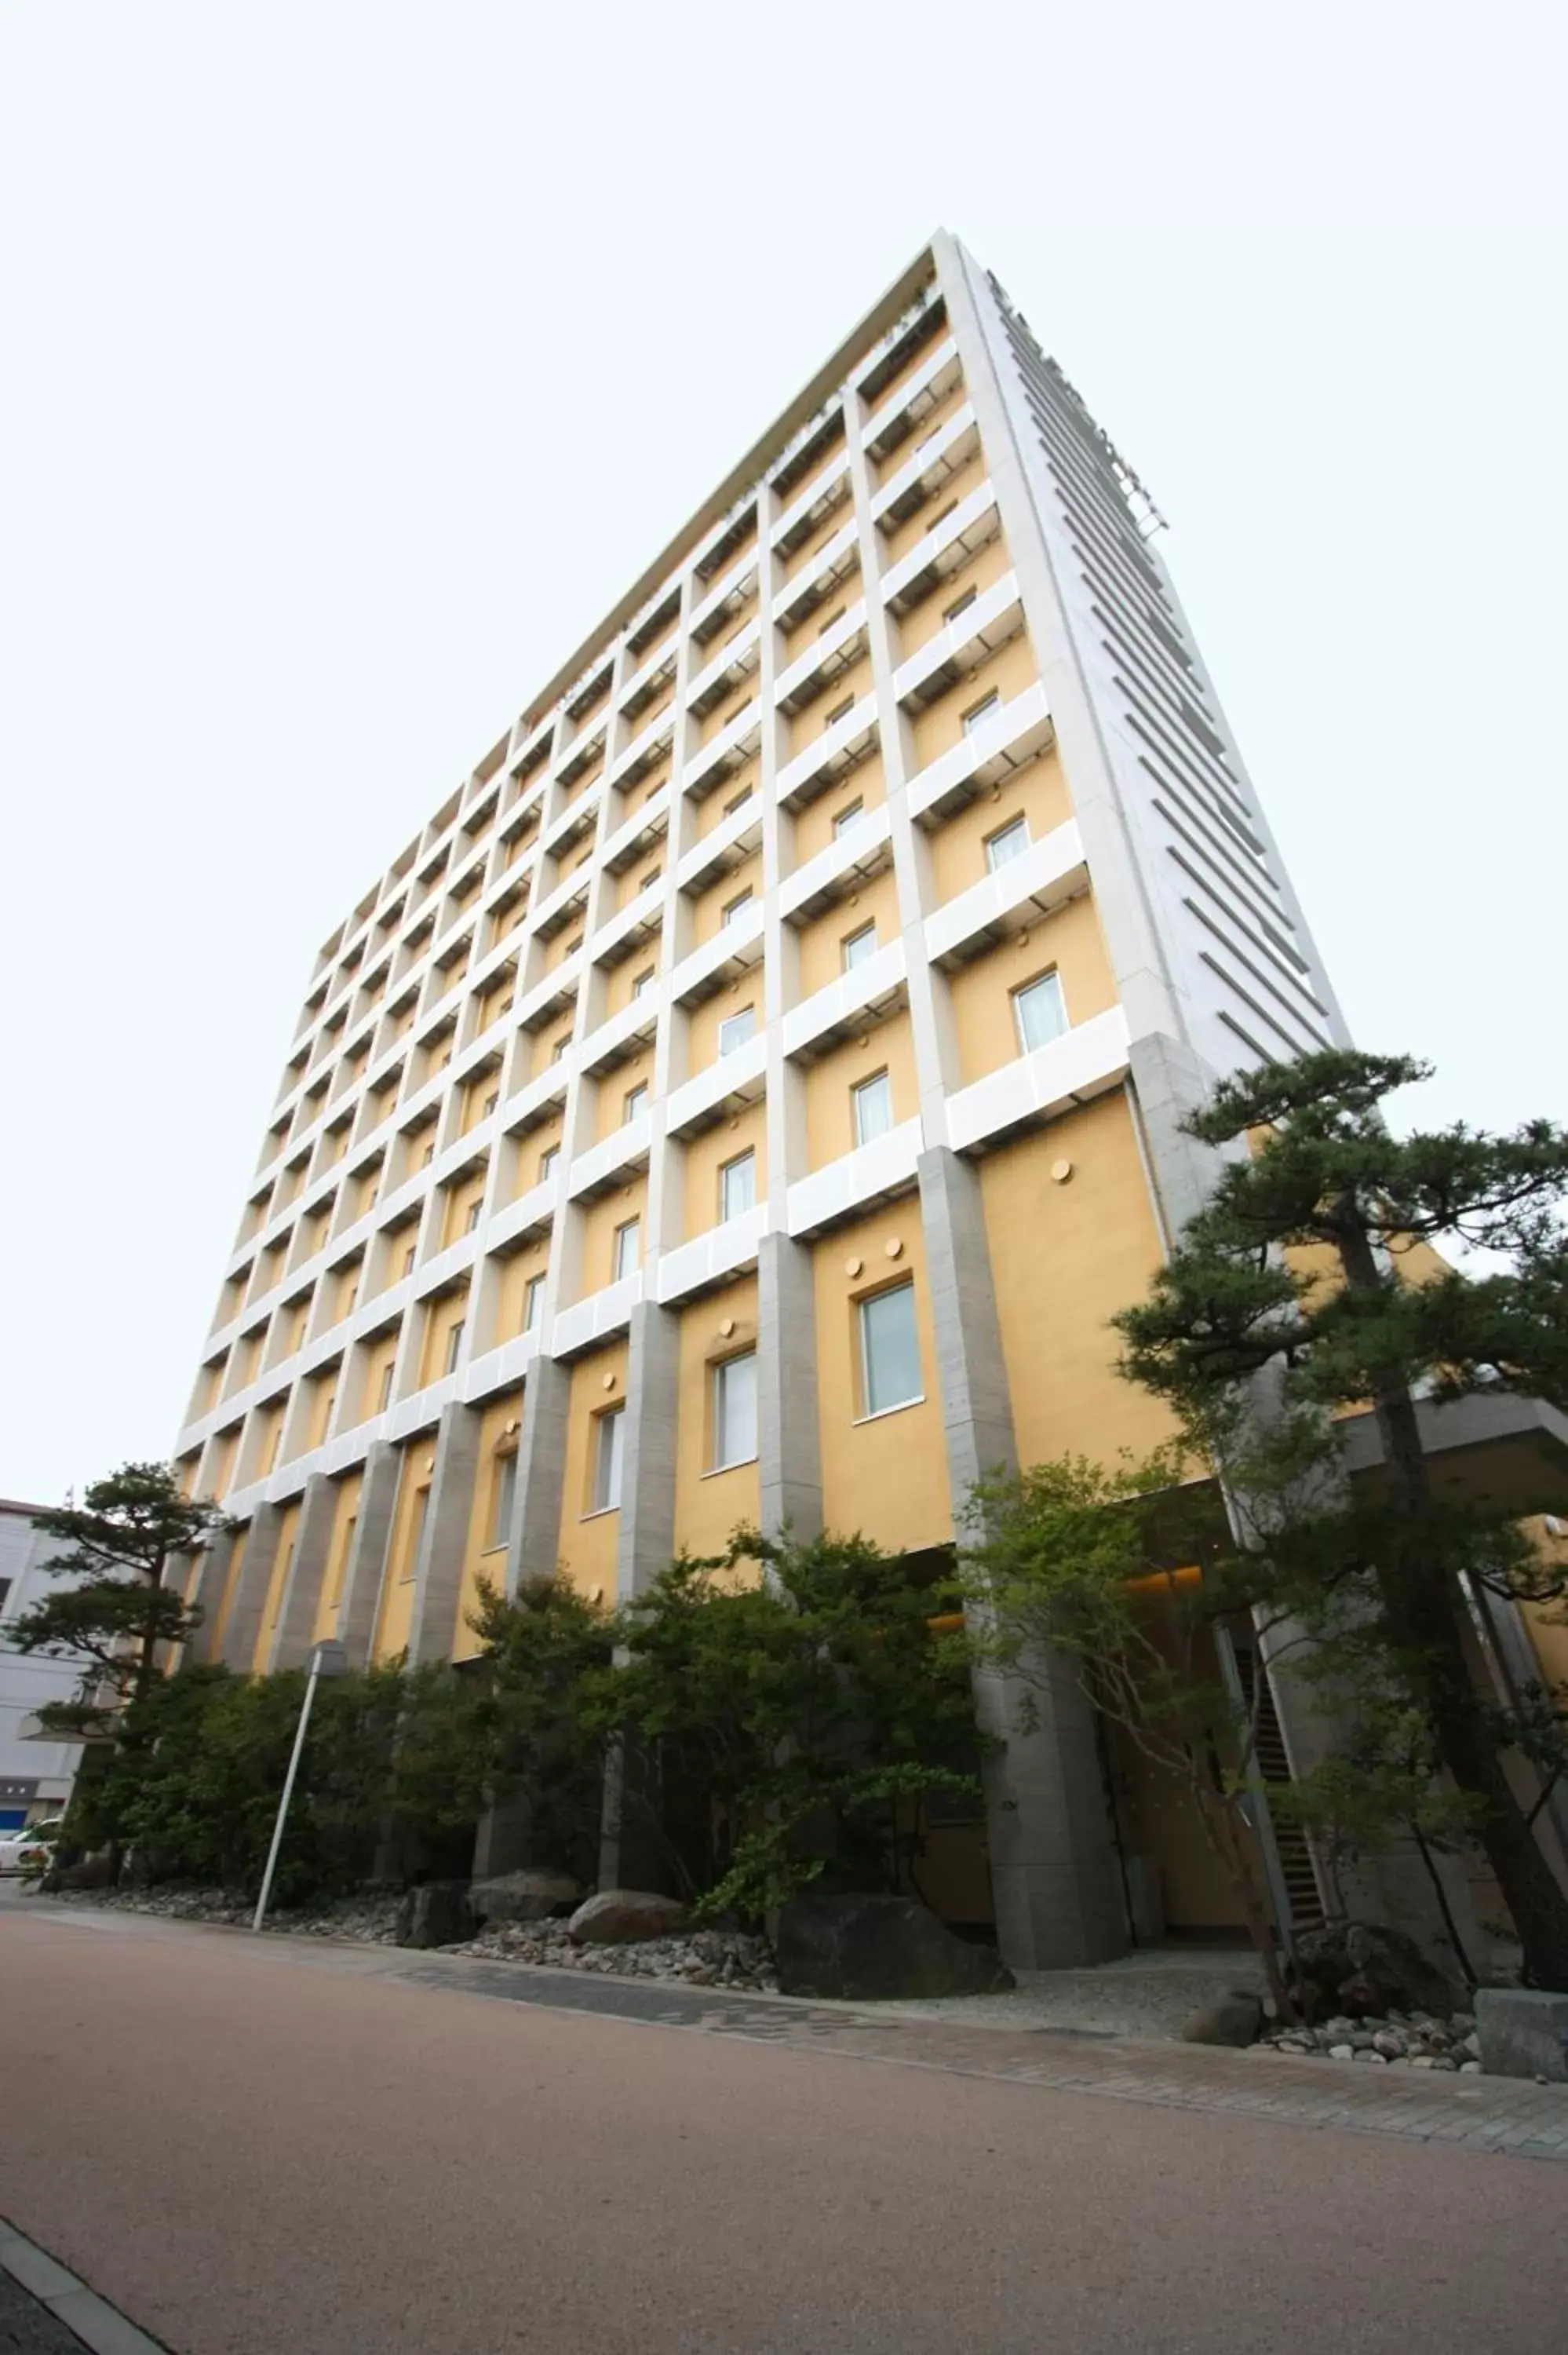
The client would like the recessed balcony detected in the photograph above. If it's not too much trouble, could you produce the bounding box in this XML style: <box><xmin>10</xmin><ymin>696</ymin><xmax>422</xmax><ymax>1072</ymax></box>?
<box><xmin>881</xmin><ymin>481</ymin><xmax>1001</xmax><ymax>616</ymax></box>
<box><xmin>531</xmin><ymin>867</ymin><xmax>592</xmax><ymax>941</ymax></box>
<box><xmin>592</xmin><ymin>877</ymin><xmax>662</xmax><ymax>969</ymax></box>
<box><xmin>906</xmin><ymin>681</ymin><xmax>1055</xmax><ymax>827</ymax></box>
<box><xmin>552</xmin><ymin>1269</ymin><xmax>644</xmax><ymax>1360</ymax></box>
<box><xmin>782</xmin><ymin>939</ymin><xmax>907</xmax><ymax>1063</ymax></box>
<box><xmin>579</xmin><ymin>993</ymin><xmax>659</xmax><ymax>1079</ymax></box>
<box><xmin>607</xmin><ymin>711</ymin><xmax>674</xmax><ymax>799</ymax></box>
<box><xmin>600</xmin><ymin>779</ymin><xmax>673</xmax><ymax>878</ymax></box>
<box><xmin>924</xmin><ymin>820</ymin><xmax>1088</xmax><ymax>971</ymax></box>
<box><xmin>670</xmin><ymin>897</ymin><xmax>765</xmax><ymax>1006</ymax></box>
<box><xmin>873</xmin><ymin>403</ymin><xmax>982</xmax><ymax>533</ymax></box>
<box><xmin>690</xmin><ymin>551</ymin><xmax>760</xmax><ymax>647</ymax></box>
<box><xmin>567</xmin><ymin>1111</ymin><xmax>652</xmax><ymax>1202</ymax></box>
<box><xmin>943</xmin><ymin>1006</ymin><xmax>1132</xmax><ymax>1157</ymax></box>
<box><xmin>862</xmin><ymin>336</ymin><xmax>964</xmax><ymax>465</ymax></box>
<box><xmin>779</xmin><ymin>804</ymin><xmax>894</xmax><ymax>926</ymax></box>
<box><xmin>786</xmin><ymin>1116</ymin><xmax>924</xmax><ymax>1239</ymax></box>
<box><xmin>542</xmin><ymin>787</ymin><xmax>601</xmax><ymax>863</ymax></box>
<box><xmin>687</xmin><ymin>615</ymin><xmax>761</xmax><ymax>720</ymax></box>
<box><xmin>683</xmin><ymin>697</ymin><xmax>761</xmax><ymax>801</ymax></box>
<box><xmin>665</xmin><ymin>1030</ymin><xmax>768</xmax><ymax>1140</ymax></box>
<box><xmin>771</xmin><ymin>519</ymin><xmax>861</xmax><ymax>633</ymax></box>
<box><xmin>676</xmin><ymin>794</ymin><xmax>764</xmax><ymax>899</ymax></box>
<box><xmin>774</xmin><ymin>601</ymin><xmax>869</xmax><ymax>717</ymax></box>
<box><xmin>775</xmin><ymin>692</ymin><xmax>878</xmax><ymax>812</ymax></box>
<box><xmin>556</xmin><ymin>723</ymin><xmax>607</xmax><ymax>789</ymax></box>
<box><xmin>619</xmin><ymin>640</ymin><xmax>678</xmax><ymax>725</ymax></box>
<box><xmin>657</xmin><ymin>1202</ymin><xmax>770</xmax><ymax>1305</ymax></box>
<box><xmin>894</xmin><ymin>571</ymin><xmax>1026</xmax><ymax>712</ymax></box>
<box><xmin>486</xmin><ymin>1173</ymin><xmax>558</xmax><ymax>1252</ymax></box>
<box><xmin>771</xmin><ymin>449</ymin><xmax>853</xmax><ymax>560</ymax></box>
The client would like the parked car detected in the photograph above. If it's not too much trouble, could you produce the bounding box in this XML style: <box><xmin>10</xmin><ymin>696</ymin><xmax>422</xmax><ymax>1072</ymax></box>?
<box><xmin>0</xmin><ymin>1819</ymin><xmax>62</xmax><ymax>1876</ymax></box>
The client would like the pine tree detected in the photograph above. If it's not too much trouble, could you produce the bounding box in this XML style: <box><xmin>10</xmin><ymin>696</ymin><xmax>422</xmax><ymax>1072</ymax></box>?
<box><xmin>1114</xmin><ymin>1049</ymin><xmax>1568</xmax><ymax>1989</ymax></box>
<box><xmin>10</xmin><ymin>1462</ymin><xmax>231</xmax><ymax>1739</ymax></box>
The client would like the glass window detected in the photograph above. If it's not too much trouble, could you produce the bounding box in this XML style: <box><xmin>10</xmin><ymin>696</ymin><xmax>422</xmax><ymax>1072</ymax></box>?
<box><xmin>402</xmin><ymin>1242</ymin><xmax>418</xmax><ymax>1277</ymax></box>
<box><xmin>623</xmin><ymin>1081</ymin><xmax>649</xmax><ymax>1123</ymax></box>
<box><xmin>718</xmin><ymin>1005</ymin><xmax>757</xmax><ymax>1057</ymax></box>
<box><xmin>551</xmin><ymin>1035</ymin><xmax>570</xmax><ymax>1064</ymax></box>
<box><xmin>484</xmin><ymin>1090</ymin><xmax>500</xmax><ymax>1117</ymax></box>
<box><xmin>943</xmin><ymin>586</ymin><xmax>979</xmax><ymax>624</ymax></box>
<box><xmin>593</xmin><ymin>1407</ymin><xmax>625</xmax><ymax>1512</ymax></box>
<box><xmin>465</xmin><ymin>1199</ymin><xmax>483</xmax><ymax>1232</ymax></box>
<box><xmin>724</xmin><ymin>783</ymin><xmax>755</xmax><ymax>817</ymax></box>
<box><xmin>720</xmin><ymin>1149</ymin><xmax>756</xmax><ymax>1221</ymax></box>
<box><xmin>825</xmin><ymin>693</ymin><xmax>855</xmax><ymax>728</ymax></box>
<box><xmin>833</xmin><ymin>799</ymin><xmax>866</xmax><ymax>839</ymax></box>
<box><xmin>841</xmin><ymin>922</ymin><xmax>877</xmax><ymax>973</ymax></box>
<box><xmin>632</xmin><ymin>966</ymin><xmax>655</xmax><ymax>999</ymax></box>
<box><xmin>640</xmin><ymin>865</ymin><xmax>662</xmax><ymax>892</ymax></box>
<box><xmin>961</xmin><ymin>689</ymin><xmax>1002</xmax><ymax>736</ymax></box>
<box><xmin>539</xmin><ymin>1145</ymin><xmax>560</xmax><ymax>1181</ymax></box>
<box><xmin>859</xmin><ymin>1281</ymin><xmax>922</xmax><ymax>1418</ymax></box>
<box><xmin>723</xmin><ymin>887</ymin><xmax>754</xmax><ymax>928</ymax></box>
<box><xmin>713</xmin><ymin>1351</ymin><xmax>758</xmax><ymax>1470</ymax></box>
<box><xmin>377</xmin><ymin>1361</ymin><xmax>395</xmax><ymax>1411</ymax></box>
<box><xmin>1012</xmin><ymin>970</ymin><xmax>1067</xmax><ymax>1054</ymax></box>
<box><xmin>523</xmin><ymin>1272</ymin><xmax>545</xmax><ymax>1331</ymax></box>
<box><xmin>851</xmin><ymin>1069</ymin><xmax>894</xmax><ymax>1147</ymax></box>
<box><xmin>985</xmin><ymin>816</ymin><xmax>1030</xmax><ymax>871</ymax></box>
<box><xmin>444</xmin><ymin>1318</ymin><xmax>465</xmax><ymax>1375</ymax></box>
<box><xmin>488</xmin><ymin>1451</ymin><xmax>517</xmax><ymax>1550</ymax></box>
<box><xmin>613</xmin><ymin>1216</ymin><xmax>640</xmax><ymax>1282</ymax></box>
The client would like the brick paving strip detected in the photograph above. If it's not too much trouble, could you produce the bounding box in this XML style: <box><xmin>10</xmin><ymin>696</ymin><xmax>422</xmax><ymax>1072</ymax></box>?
<box><xmin>30</xmin><ymin>1897</ymin><xmax>1568</xmax><ymax>2162</ymax></box>
<box><xmin>0</xmin><ymin>2218</ymin><xmax>171</xmax><ymax>2355</ymax></box>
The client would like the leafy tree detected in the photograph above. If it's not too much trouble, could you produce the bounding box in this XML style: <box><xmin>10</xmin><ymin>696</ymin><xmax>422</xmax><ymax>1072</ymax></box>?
<box><xmin>1111</xmin><ymin>1047</ymin><xmax>1568</xmax><ymax>1990</ymax></box>
<box><xmin>11</xmin><ymin>1462</ymin><xmax>231</xmax><ymax>1740</ymax></box>
<box><xmin>598</xmin><ymin>1528</ymin><xmax>983</xmax><ymax>1921</ymax></box>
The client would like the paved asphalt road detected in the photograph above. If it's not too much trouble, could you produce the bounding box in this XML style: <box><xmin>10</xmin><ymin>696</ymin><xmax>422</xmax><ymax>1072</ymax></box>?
<box><xmin>2</xmin><ymin>1897</ymin><xmax>1566</xmax><ymax>2355</ymax></box>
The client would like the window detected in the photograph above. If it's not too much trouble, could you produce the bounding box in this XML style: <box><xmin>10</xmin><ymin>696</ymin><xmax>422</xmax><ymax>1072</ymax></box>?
<box><xmin>523</xmin><ymin>1272</ymin><xmax>545</xmax><ymax>1331</ymax></box>
<box><xmin>985</xmin><ymin>815</ymin><xmax>1030</xmax><ymax>871</ymax></box>
<box><xmin>943</xmin><ymin>586</ymin><xmax>978</xmax><ymax>624</ymax></box>
<box><xmin>484</xmin><ymin>1090</ymin><xmax>500</xmax><ymax>1118</ymax></box>
<box><xmin>562</xmin><ymin>934</ymin><xmax>584</xmax><ymax>958</ymax></box>
<box><xmin>622</xmin><ymin>1081</ymin><xmax>648</xmax><ymax>1124</ymax></box>
<box><xmin>487</xmin><ymin>1451</ymin><xmax>517</xmax><ymax>1551</ymax></box>
<box><xmin>613</xmin><ymin>1216</ymin><xmax>640</xmax><ymax>1282</ymax></box>
<box><xmin>1012</xmin><ymin>969</ymin><xmax>1067</xmax><ymax>1054</ymax></box>
<box><xmin>420</xmin><ymin>1140</ymin><xmax>436</xmax><ymax>1168</ymax></box>
<box><xmin>961</xmin><ymin>689</ymin><xmax>1002</xmax><ymax>737</ymax></box>
<box><xmin>718</xmin><ymin>1004</ymin><xmax>756</xmax><ymax>1057</ymax></box>
<box><xmin>632</xmin><ymin>966</ymin><xmax>655</xmax><ymax>999</ymax></box>
<box><xmin>0</xmin><ymin>1579</ymin><xmax>10</xmax><ymax>1619</ymax></box>
<box><xmin>824</xmin><ymin>693</ymin><xmax>855</xmax><ymax>729</ymax></box>
<box><xmin>592</xmin><ymin>1406</ymin><xmax>625</xmax><ymax>1512</ymax></box>
<box><xmin>927</xmin><ymin>498</ymin><xmax>959</xmax><ymax>534</ymax></box>
<box><xmin>712</xmin><ymin>1350</ymin><xmax>758</xmax><ymax>1470</ymax></box>
<box><xmin>720</xmin><ymin>1148</ymin><xmax>756</xmax><ymax>1222</ymax></box>
<box><xmin>859</xmin><ymin>1281</ymin><xmax>922</xmax><ymax>1418</ymax></box>
<box><xmin>722</xmin><ymin>886</ymin><xmax>754</xmax><ymax>928</ymax></box>
<box><xmin>841</xmin><ymin>922</ymin><xmax>877</xmax><ymax>973</ymax></box>
<box><xmin>444</xmin><ymin>1319</ymin><xmax>465</xmax><ymax>1375</ymax></box>
<box><xmin>465</xmin><ymin>1199</ymin><xmax>483</xmax><ymax>1232</ymax></box>
<box><xmin>377</xmin><ymin>1361</ymin><xmax>396</xmax><ymax>1411</ymax></box>
<box><xmin>402</xmin><ymin>1242</ymin><xmax>418</xmax><ymax>1277</ymax></box>
<box><xmin>816</xmin><ymin>604</ymin><xmax>847</xmax><ymax>636</ymax></box>
<box><xmin>851</xmin><ymin>1068</ymin><xmax>894</xmax><ymax>1146</ymax></box>
<box><xmin>551</xmin><ymin>1035</ymin><xmax>570</xmax><ymax>1064</ymax></box>
<box><xmin>724</xmin><ymin>783</ymin><xmax>755</xmax><ymax>817</ymax></box>
<box><xmin>640</xmin><ymin>864</ymin><xmax>662</xmax><ymax>893</ymax></box>
<box><xmin>833</xmin><ymin>799</ymin><xmax>866</xmax><ymax>839</ymax></box>
<box><xmin>401</xmin><ymin>1485</ymin><xmax>429</xmax><ymax>1582</ymax></box>
<box><xmin>539</xmin><ymin>1145</ymin><xmax>560</xmax><ymax>1181</ymax></box>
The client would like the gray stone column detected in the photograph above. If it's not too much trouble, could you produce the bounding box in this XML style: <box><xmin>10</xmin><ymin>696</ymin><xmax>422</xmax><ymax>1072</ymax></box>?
<box><xmin>757</xmin><ymin>1231</ymin><xmax>822</xmax><ymax>1542</ymax></box>
<box><xmin>187</xmin><ymin>1532</ymin><xmax>235</xmax><ymax>1664</ymax></box>
<box><xmin>218</xmin><ymin>1500</ymin><xmax>284</xmax><ymax>1671</ymax></box>
<box><xmin>407</xmin><ymin>1402</ymin><xmax>483</xmax><ymax>1667</ymax></box>
<box><xmin>336</xmin><ymin>1442</ymin><xmax>403</xmax><ymax>1667</ymax></box>
<box><xmin>598</xmin><ymin>1300</ymin><xmax>683</xmax><ymax>1893</ymax></box>
<box><xmin>505</xmin><ymin>1354</ymin><xmax>571</xmax><ymax>1589</ymax></box>
<box><xmin>266</xmin><ymin>1473</ymin><xmax>338</xmax><ymax>1671</ymax></box>
<box><xmin>918</xmin><ymin>1145</ymin><xmax>1129</xmax><ymax>1970</ymax></box>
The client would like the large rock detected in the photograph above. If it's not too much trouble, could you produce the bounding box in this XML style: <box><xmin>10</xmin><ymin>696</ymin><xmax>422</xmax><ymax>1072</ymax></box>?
<box><xmin>775</xmin><ymin>1893</ymin><xmax>1013</xmax><ymax>2001</ymax></box>
<box><xmin>1182</xmin><ymin>1993</ymin><xmax>1263</xmax><ymax>2048</ymax></box>
<box><xmin>1293</xmin><ymin>1919</ymin><xmax>1461</xmax><ymax>2021</ymax></box>
<box><xmin>1474</xmin><ymin>1988</ymin><xmax>1568</xmax><ymax>2082</ymax></box>
<box><xmin>567</xmin><ymin>1889</ymin><xmax>687</xmax><ymax>1945</ymax></box>
<box><xmin>471</xmin><ymin>1869</ymin><xmax>581</xmax><ymax>1927</ymax></box>
<box><xmin>395</xmin><ymin>1881</ymin><xmax>476</xmax><ymax>1949</ymax></box>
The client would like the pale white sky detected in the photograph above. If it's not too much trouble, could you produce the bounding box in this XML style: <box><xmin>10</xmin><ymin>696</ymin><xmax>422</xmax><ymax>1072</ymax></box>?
<box><xmin>2</xmin><ymin>3</ymin><xmax>1563</xmax><ymax>1506</ymax></box>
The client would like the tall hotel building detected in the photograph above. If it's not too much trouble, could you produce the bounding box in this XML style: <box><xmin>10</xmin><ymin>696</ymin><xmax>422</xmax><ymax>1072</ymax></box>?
<box><xmin>171</xmin><ymin>233</ymin><xmax>1355</xmax><ymax>1967</ymax></box>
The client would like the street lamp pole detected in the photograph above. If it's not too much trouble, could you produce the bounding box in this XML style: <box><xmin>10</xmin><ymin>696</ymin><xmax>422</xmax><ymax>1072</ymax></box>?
<box><xmin>252</xmin><ymin>1639</ymin><xmax>348</xmax><ymax>1933</ymax></box>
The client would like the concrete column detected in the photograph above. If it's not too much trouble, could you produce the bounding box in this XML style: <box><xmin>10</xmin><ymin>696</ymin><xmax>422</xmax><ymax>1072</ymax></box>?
<box><xmin>505</xmin><ymin>1355</ymin><xmax>571</xmax><ymax>1590</ymax></box>
<box><xmin>335</xmin><ymin>1442</ymin><xmax>402</xmax><ymax>1667</ymax></box>
<box><xmin>266</xmin><ymin>1473</ymin><xmax>337</xmax><ymax>1670</ymax></box>
<box><xmin>917</xmin><ymin>1144</ymin><xmax>1128</xmax><ymax>1970</ymax></box>
<box><xmin>188</xmin><ymin>1532</ymin><xmax>235</xmax><ymax>1664</ymax></box>
<box><xmin>407</xmin><ymin>1402</ymin><xmax>483</xmax><ymax>1666</ymax></box>
<box><xmin>757</xmin><ymin>1231</ymin><xmax>822</xmax><ymax>1542</ymax></box>
<box><xmin>218</xmin><ymin>1500</ymin><xmax>283</xmax><ymax>1670</ymax></box>
<box><xmin>614</xmin><ymin>1301</ymin><xmax>680</xmax><ymax>1605</ymax></box>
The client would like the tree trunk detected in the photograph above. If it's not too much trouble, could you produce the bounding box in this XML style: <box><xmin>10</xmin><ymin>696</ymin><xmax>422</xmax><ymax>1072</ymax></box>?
<box><xmin>1335</xmin><ymin>1205</ymin><xmax>1568</xmax><ymax>1990</ymax></box>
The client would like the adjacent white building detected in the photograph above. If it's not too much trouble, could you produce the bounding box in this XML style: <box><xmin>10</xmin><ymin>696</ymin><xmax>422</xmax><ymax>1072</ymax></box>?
<box><xmin>0</xmin><ymin>1499</ymin><xmax>86</xmax><ymax>1831</ymax></box>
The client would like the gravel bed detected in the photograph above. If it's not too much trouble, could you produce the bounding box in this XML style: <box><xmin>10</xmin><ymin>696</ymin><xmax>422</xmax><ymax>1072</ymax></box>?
<box><xmin>1261</xmin><ymin>2006</ymin><xmax>1483</xmax><ymax>2069</ymax></box>
<box><xmin>44</xmin><ymin>1885</ymin><xmax>403</xmax><ymax>1943</ymax></box>
<box><xmin>447</xmin><ymin>1922</ymin><xmax>779</xmax><ymax>1991</ymax></box>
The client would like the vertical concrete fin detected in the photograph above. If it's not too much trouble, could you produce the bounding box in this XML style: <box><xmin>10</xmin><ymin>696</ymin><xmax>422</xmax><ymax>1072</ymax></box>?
<box><xmin>757</xmin><ymin>1230</ymin><xmax>822</xmax><ymax>1542</ymax></box>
